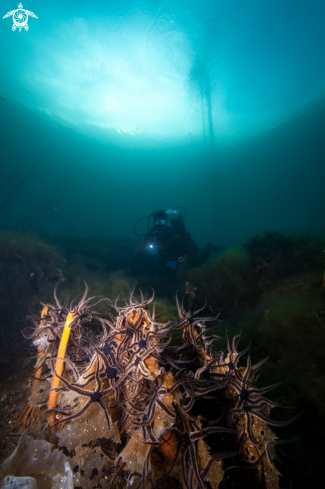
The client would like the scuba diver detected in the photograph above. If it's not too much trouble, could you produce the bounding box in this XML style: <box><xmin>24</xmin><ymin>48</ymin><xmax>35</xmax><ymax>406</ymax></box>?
<box><xmin>133</xmin><ymin>208</ymin><xmax>198</xmax><ymax>274</ymax></box>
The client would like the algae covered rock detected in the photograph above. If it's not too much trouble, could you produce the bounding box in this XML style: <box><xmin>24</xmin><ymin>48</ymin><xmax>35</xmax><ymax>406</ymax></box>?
<box><xmin>0</xmin><ymin>434</ymin><xmax>73</xmax><ymax>489</ymax></box>
<box><xmin>0</xmin><ymin>476</ymin><xmax>37</xmax><ymax>489</ymax></box>
<box><xmin>1</xmin><ymin>283</ymin><xmax>297</xmax><ymax>489</ymax></box>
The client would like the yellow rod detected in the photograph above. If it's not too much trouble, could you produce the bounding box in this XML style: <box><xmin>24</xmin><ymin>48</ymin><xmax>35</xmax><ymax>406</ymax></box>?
<box><xmin>48</xmin><ymin>312</ymin><xmax>73</xmax><ymax>412</ymax></box>
<box><xmin>40</xmin><ymin>305</ymin><xmax>48</xmax><ymax>325</ymax></box>
<box><xmin>31</xmin><ymin>344</ymin><xmax>44</xmax><ymax>396</ymax></box>
<box><xmin>30</xmin><ymin>305</ymin><xmax>48</xmax><ymax>395</ymax></box>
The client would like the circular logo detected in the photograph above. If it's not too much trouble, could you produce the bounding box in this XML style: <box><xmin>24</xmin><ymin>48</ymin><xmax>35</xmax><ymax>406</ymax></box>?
<box><xmin>13</xmin><ymin>8</ymin><xmax>28</xmax><ymax>28</ymax></box>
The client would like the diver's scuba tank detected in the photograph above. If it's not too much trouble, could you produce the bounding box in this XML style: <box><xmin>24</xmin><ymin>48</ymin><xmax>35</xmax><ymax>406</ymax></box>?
<box><xmin>165</xmin><ymin>209</ymin><xmax>180</xmax><ymax>220</ymax></box>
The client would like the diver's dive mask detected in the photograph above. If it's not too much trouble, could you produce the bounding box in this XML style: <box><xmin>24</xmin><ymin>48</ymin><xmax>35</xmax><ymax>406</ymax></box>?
<box><xmin>154</xmin><ymin>212</ymin><xmax>171</xmax><ymax>228</ymax></box>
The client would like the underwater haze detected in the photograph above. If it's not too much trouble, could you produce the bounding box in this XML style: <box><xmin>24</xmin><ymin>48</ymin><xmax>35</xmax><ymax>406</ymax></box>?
<box><xmin>0</xmin><ymin>0</ymin><xmax>325</xmax><ymax>246</ymax></box>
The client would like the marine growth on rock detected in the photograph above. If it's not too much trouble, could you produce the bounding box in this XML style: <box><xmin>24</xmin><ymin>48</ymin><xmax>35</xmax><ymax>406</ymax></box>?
<box><xmin>0</xmin><ymin>284</ymin><xmax>297</xmax><ymax>489</ymax></box>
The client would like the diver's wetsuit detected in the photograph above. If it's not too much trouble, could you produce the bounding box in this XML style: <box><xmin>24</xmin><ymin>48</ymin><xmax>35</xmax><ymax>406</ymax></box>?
<box><xmin>137</xmin><ymin>214</ymin><xmax>197</xmax><ymax>275</ymax></box>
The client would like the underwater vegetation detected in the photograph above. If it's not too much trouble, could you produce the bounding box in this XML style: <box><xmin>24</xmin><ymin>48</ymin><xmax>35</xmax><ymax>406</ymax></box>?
<box><xmin>0</xmin><ymin>230</ymin><xmax>64</xmax><ymax>297</ymax></box>
<box><xmin>0</xmin><ymin>284</ymin><xmax>298</xmax><ymax>489</ymax></box>
<box><xmin>180</xmin><ymin>230</ymin><xmax>325</xmax><ymax>314</ymax></box>
<box><xmin>244</xmin><ymin>231</ymin><xmax>325</xmax><ymax>290</ymax></box>
<box><xmin>179</xmin><ymin>245</ymin><xmax>262</xmax><ymax>316</ymax></box>
<box><xmin>0</xmin><ymin>230</ymin><xmax>64</xmax><ymax>366</ymax></box>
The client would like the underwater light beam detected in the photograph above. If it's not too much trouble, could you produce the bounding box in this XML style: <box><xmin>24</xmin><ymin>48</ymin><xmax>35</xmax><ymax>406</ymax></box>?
<box><xmin>1</xmin><ymin>1</ymin><xmax>325</xmax><ymax>146</ymax></box>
